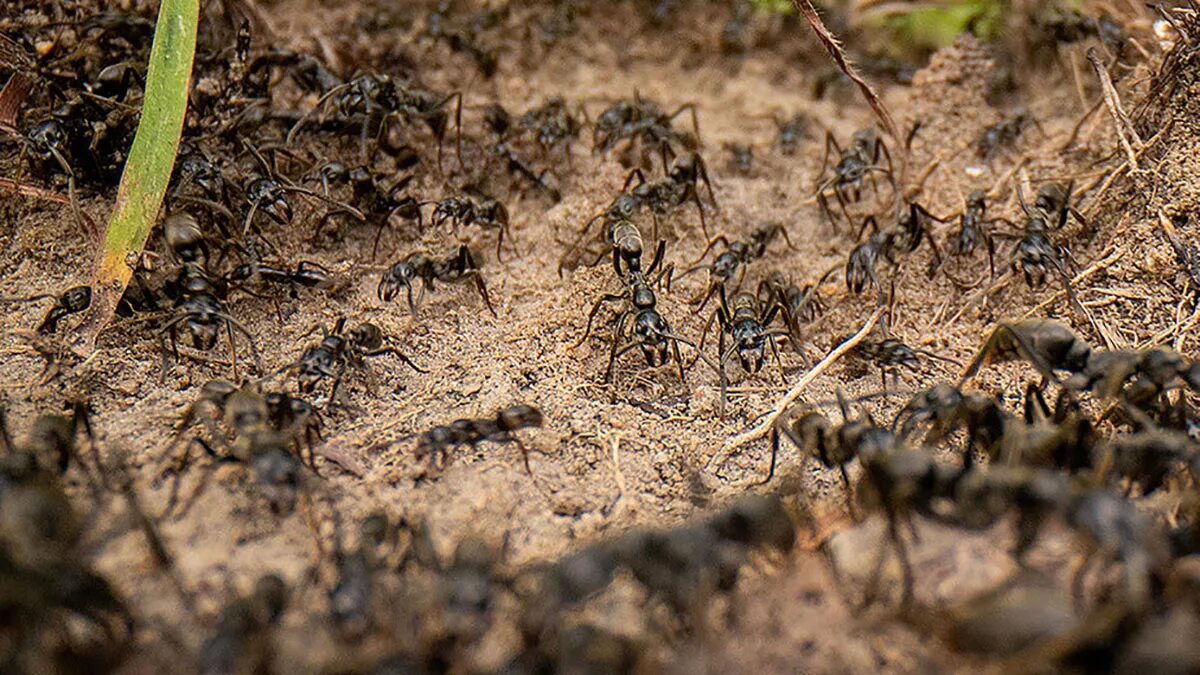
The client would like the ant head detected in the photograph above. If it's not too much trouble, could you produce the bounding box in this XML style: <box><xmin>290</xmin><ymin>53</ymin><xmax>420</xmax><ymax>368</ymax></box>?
<box><xmin>1035</xmin><ymin>182</ymin><xmax>1070</xmax><ymax>216</ymax></box>
<box><xmin>28</xmin><ymin>119</ymin><xmax>67</xmax><ymax>158</ymax></box>
<box><xmin>186</xmin><ymin>315</ymin><xmax>221</xmax><ymax>352</ymax></box>
<box><xmin>60</xmin><ymin>286</ymin><xmax>91</xmax><ymax>313</ymax></box>
<box><xmin>377</xmin><ymin>262</ymin><xmax>416</xmax><ymax>302</ymax></box>
<box><xmin>634</xmin><ymin>312</ymin><xmax>670</xmax><ymax>367</ymax></box>
<box><xmin>164</xmin><ymin>212</ymin><xmax>205</xmax><ymax>262</ymax></box>
<box><xmin>200</xmin><ymin>379</ymin><xmax>240</xmax><ymax>406</ymax></box>
<box><xmin>967</xmin><ymin>189</ymin><xmax>987</xmax><ymax>209</ymax></box>
<box><xmin>734</xmin><ymin>335</ymin><xmax>766</xmax><ymax>374</ymax></box>
<box><xmin>246</xmin><ymin>177</ymin><xmax>292</xmax><ymax>224</ymax></box>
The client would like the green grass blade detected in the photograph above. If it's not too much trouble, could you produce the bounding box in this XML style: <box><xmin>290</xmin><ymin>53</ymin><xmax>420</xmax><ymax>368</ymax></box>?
<box><xmin>79</xmin><ymin>0</ymin><xmax>198</xmax><ymax>350</ymax></box>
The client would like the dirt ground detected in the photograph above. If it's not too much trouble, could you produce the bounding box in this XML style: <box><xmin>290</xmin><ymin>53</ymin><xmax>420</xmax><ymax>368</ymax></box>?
<box><xmin>1</xmin><ymin>0</ymin><xmax>1194</xmax><ymax>672</ymax></box>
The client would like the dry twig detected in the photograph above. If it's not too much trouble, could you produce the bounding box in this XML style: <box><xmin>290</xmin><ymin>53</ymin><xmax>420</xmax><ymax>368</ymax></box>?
<box><xmin>1087</xmin><ymin>48</ymin><xmax>1143</xmax><ymax>170</ymax></box>
<box><xmin>712</xmin><ymin>306</ymin><xmax>884</xmax><ymax>467</ymax></box>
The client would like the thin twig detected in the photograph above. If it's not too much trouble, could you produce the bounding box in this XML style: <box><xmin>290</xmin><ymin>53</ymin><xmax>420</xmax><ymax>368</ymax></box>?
<box><xmin>0</xmin><ymin>177</ymin><xmax>70</xmax><ymax>204</ymax></box>
<box><xmin>715</xmin><ymin>306</ymin><xmax>884</xmax><ymax>461</ymax></box>
<box><xmin>1087</xmin><ymin>47</ymin><xmax>1142</xmax><ymax>170</ymax></box>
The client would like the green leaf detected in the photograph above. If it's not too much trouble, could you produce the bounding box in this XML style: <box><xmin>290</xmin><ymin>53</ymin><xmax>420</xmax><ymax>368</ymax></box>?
<box><xmin>80</xmin><ymin>0</ymin><xmax>198</xmax><ymax>350</ymax></box>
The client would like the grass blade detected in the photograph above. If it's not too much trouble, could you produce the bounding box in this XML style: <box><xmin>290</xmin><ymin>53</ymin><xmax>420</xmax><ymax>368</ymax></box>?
<box><xmin>78</xmin><ymin>0</ymin><xmax>199</xmax><ymax>351</ymax></box>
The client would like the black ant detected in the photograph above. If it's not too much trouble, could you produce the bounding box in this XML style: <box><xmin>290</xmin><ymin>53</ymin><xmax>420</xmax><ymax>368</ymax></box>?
<box><xmin>592</xmin><ymin>93</ymin><xmax>700</xmax><ymax>159</ymax></box>
<box><xmin>158</xmin><ymin>383</ymin><xmax>307</xmax><ymax>517</ymax></box>
<box><xmin>288</xmin><ymin>73</ymin><xmax>463</xmax><ymax>168</ymax></box>
<box><xmin>426</xmin><ymin>193</ymin><xmax>512</xmax><ymax>260</ymax></box>
<box><xmin>1009</xmin><ymin>181</ymin><xmax>1087</xmax><ymax>289</ymax></box>
<box><xmin>411</xmin><ymin>405</ymin><xmax>544</xmax><ymax>476</ymax></box>
<box><xmin>1</xmin><ymin>285</ymin><xmax>92</xmax><ymax>335</ymax></box>
<box><xmin>228</xmin><ymin>259</ymin><xmax>343</xmax><ymax>297</ymax></box>
<box><xmin>773</xmin><ymin>112</ymin><xmax>811</xmax><ymax>155</ymax></box>
<box><xmin>158</xmin><ymin>215</ymin><xmax>262</xmax><ymax>379</ymax></box>
<box><xmin>680</xmin><ymin>222</ymin><xmax>796</xmax><ymax>312</ymax></box>
<box><xmin>313</xmin><ymin>163</ymin><xmax>422</xmax><ymax>259</ymax></box>
<box><xmin>815</xmin><ymin>128</ymin><xmax>895</xmax><ymax>229</ymax></box>
<box><xmin>946</xmin><ymin>190</ymin><xmax>1008</xmax><ymax>280</ymax></box>
<box><xmin>285</xmin><ymin>318</ymin><xmax>425</xmax><ymax>407</ymax></box>
<box><xmin>377</xmin><ymin>245</ymin><xmax>497</xmax><ymax>318</ymax></box>
<box><xmin>573</xmin><ymin>231</ymin><xmax>707</xmax><ymax>384</ymax></box>
<box><xmin>484</xmin><ymin>103</ymin><xmax>563</xmax><ymax>201</ymax></box>
<box><xmin>847</xmin><ymin>335</ymin><xmax>962</xmax><ymax>387</ymax></box>
<box><xmin>757</xmin><ymin>268</ymin><xmax>835</xmax><ymax>343</ymax></box>
<box><xmin>960</xmin><ymin>318</ymin><xmax>1093</xmax><ymax>385</ymax></box>
<box><xmin>519</xmin><ymin>96</ymin><xmax>583</xmax><ymax>160</ymax></box>
<box><xmin>698</xmin><ymin>288</ymin><xmax>792</xmax><ymax>415</ymax></box>
<box><xmin>976</xmin><ymin>108</ymin><xmax>1041</xmax><ymax>160</ymax></box>
<box><xmin>199</xmin><ymin>575</ymin><xmax>289</xmax><ymax>674</ymax></box>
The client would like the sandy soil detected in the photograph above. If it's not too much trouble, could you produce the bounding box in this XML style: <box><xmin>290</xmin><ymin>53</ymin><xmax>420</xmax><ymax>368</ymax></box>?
<box><xmin>0</xmin><ymin>0</ymin><xmax>1190</xmax><ymax>671</ymax></box>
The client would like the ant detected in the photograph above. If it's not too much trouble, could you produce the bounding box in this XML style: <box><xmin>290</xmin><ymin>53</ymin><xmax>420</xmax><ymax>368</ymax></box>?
<box><xmin>592</xmin><ymin>93</ymin><xmax>700</xmax><ymax>159</ymax></box>
<box><xmin>377</xmin><ymin>245</ymin><xmax>498</xmax><ymax>318</ymax></box>
<box><xmin>846</xmin><ymin>335</ymin><xmax>962</xmax><ymax>387</ymax></box>
<box><xmin>845</xmin><ymin>202</ymin><xmax>946</xmax><ymax>296</ymax></box>
<box><xmin>757</xmin><ymin>268</ymin><xmax>835</xmax><ymax>342</ymax></box>
<box><xmin>314</xmin><ymin>163</ymin><xmax>422</xmax><ymax>259</ymax></box>
<box><xmin>157</xmin><ymin>214</ymin><xmax>262</xmax><ymax>379</ymax></box>
<box><xmin>484</xmin><ymin>103</ymin><xmax>563</xmax><ymax>201</ymax></box>
<box><xmin>426</xmin><ymin>193</ymin><xmax>512</xmax><ymax>260</ymax></box>
<box><xmin>976</xmin><ymin>108</ymin><xmax>1041</xmax><ymax>160</ymax></box>
<box><xmin>573</xmin><ymin>233</ymin><xmax>707</xmax><ymax>385</ymax></box>
<box><xmin>725</xmin><ymin>142</ymin><xmax>753</xmax><ymax>174</ymax></box>
<box><xmin>637</xmin><ymin>145</ymin><xmax>719</xmax><ymax>237</ymax></box>
<box><xmin>1009</xmin><ymin>181</ymin><xmax>1087</xmax><ymax>289</ymax></box>
<box><xmin>772</xmin><ymin>112</ymin><xmax>811</xmax><ymax>156</ymax></box>
<box><xmin>815</xmin><ymin>128</ymin><xmax>895</xmax><ymax>229</ymax></box>
<box><xmin>679</xmin><ymin>222</ymin><xmax>795</xmax><ymax>312</ymax></box>
<box><xmin>946</xmin><ymin>190</ymin><xmax>1009</xmax><ymax>280</ymax></box>
<box><xmin>288</xmin><ymin>73</ymin><xmax>463</xmax><ymax>168</ymax></box>
<box><xmin>959</xmin><ymin>318</ymin><xmax>1093</xmax><ymax>386</ymax></box>
<box><xmin>698</xmin><ymin>288</ymin><xmax>792</xmax><ymax>415</ymax></box>
<box><xmin>158</xmin><ymin>383</ymin><xmax>308</xmax><ymax>517</ymax></box>
<box><xmin>519</xmin><ymin>96</ymin><xmax>583</xmax><ymax>160</ymax></box>
<box><xmin>286</xmin><ymin>318</ymin><xmax>425</xmax><ymax>407</ymax></box>
<box><xmin>411</xmin><ymin>404</ymin><xmax>544</xmax><ymax>476</ymax></box>
<box><xmin>199</xmin><ymin>575</ymin><xmax>289</xmax><ymax>675</ymax></box>
<box><xmin>0</xmin><ymin>285</ymin><xmax>92</xmax><ymax>334</ymax></box>
<box><xmin>228</xmin><ymin>259</ymin><xmax>343</xmax><ymax>298</ymax></box>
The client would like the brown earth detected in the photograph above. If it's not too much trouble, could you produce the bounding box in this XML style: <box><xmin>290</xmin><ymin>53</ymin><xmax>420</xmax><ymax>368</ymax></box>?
<box><xmin>0</xmin><ymin>0</ymin><xmax>1193</xmax><ymax>672</ymax></box>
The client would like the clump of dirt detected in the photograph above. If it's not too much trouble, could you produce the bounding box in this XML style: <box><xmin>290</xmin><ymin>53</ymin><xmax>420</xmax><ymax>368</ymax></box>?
<box><xmin>0</xmin><ymin>0</ymin><xmax>1194</xmax><ymax>672</ymax></box>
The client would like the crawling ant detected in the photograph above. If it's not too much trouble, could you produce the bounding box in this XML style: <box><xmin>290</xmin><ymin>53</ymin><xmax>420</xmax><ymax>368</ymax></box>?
<box><xmin>426</xmin><ymin>193</ymin><xmax>512</xmax><ymax>260</ymax></box>
<box><xmin>773</xmin><ymin>112</ymin><xmax>811</xmax><ymax>155</ymax></box>
<box><xmin>592</xmin><ymin>93</ymin><xmax>700</xmax><ymax>159</ymax></box>
<box><xmin>519</xmin><ymin>96</ymin><xmax>583</xmax><ymax>159</ymax></box>
<box><xmin>977</xmin><ymin>108</ymin><xmax>1040</xmax><ymax>160</ymax></box>
<box><xmin>377</xmin><ymin>245</ymin><xmax>497</xmax><ymax>317</ymax></box>
<box><xmin>288</xmin><ymin>73</ymin><xmax>463</xmax><ymax>168</ymax></box>
<box><xmin>228</xmin><ymin>259</ymin><xmax>343</xmax><ymax>297</ymax></box>
<box><xmin>698</xmin><ymin>289</ymin><xmax>792</xmax><ymax>414</ymax></box>
<box><xmin>960</xmin><ymin>319</ymin><xmax>1093</xmax><ymax>385</ymax></box>
<box><xmin>314</xmin><ymin>162</ymin><xmax>422</xmax><ymax>258</ymax></box>
<box><xmin>158</xmin><ymin>215</ymin><xmax>262</xmax><ymax>379</ymax></box>
<box><xmin>815</xmin><ymin>128</ymin><xmax>895</xmax><ymax>229</ymax></box>
<box><xmin>159</xmin><ymin>383</ymin><xmax>308</xmax><ymax>517</ymax></box>
<box><xmin>412</xmin><ymin>404</ymin><xmax>544</xmax><ymax>476</ymax></box>
<box><xmin>725</xmin><ymin>142</ymin><xmax>753</xmax><ymax>174</ymax></box>
<box><xmin>1009</xmin><ymin>181</ymin><xmax>1087</xmax><ymax>289</ymax></box>
<box><xmin>681</xmin><ymin>222</ymin><xmax>795</xmax><ymax>311</ymax></box>
<box><xmin>286</xmin><ymin>318</ymin><xmax>424</xmax><ymax>407</ymax></box>
<box><xmin>946</xmin><ymin>190</ymin><xmax>1007</xmax><ymax>280</ymax></box>
<box><xmin>0</xmin><ymin>285</ymin><xmax>92</xmax><ymax>334</ymax></box>
<box><xmin>573</xmin><ymin>235</ymin><xmax>707</xmax><ymax>384</ymax></box>
<box><xmin>847</xmin><ymin>335</ymin><xmax>961</xmax><ymax>386</ymax></box>
<box><xmin>845</xmin><ymin>228</ymin><xmax>893</xmax><ymax>295</ymax></box>
<box><xmin>757</xmin><ymin>268</ymin><xmax>835</xmax><ymax>341</ymax></box>
<box><xmin>485</xmin><ymin>103</ymin><xmax>563</xmax><ymax>201</ymax></box>
<box><xmin>327</xmin><ymin>512</ymin><xmax>393</xmax><ymax>642</ymax></box>
<box><xmin>845</xmin><ymin>202</ymin><xmax>946</xmax><ymax>295</ymax></box>
<box><xmin>200</xmin><ymin>575</ymin><xmax>289</xmax><ymax>675</ymax></box>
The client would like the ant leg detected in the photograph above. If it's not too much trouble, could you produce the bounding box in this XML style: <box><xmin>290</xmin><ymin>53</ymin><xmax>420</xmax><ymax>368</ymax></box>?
<box><xmin>672</xmin><ymin>338</ymin><xmax>685</xmax><ymax>383</ymax></box>
<box><xmin>603</xmin><ymin>312</ymin><xmax>632</xmax><ymax>384</ymax></box>
<box><xmin>757</xmin><ymin>429</ymin><xmax>782</xmax><ymax>486</ymax></box>
<box><xmin>835</xmin><ymin>184</ymin><xmax>855</xmax><ymax>230</ymax></box>
<box><xmin>873</xmin><ymin>138</ymin><xmax>896</xmax><ymax>190</ymax></box>
<box><xmin>572</xmin><ymin>294</ymin><xmax>627</xmax><ymax>349</ymax></box>
<box><xmin>469</xmin><ymin>272</ymin><xmax>498</xmax><ymax>318</ymax></box>
<box><xmin>363</xmin><ymin>347</ymin><xmax>427</xmax><ymax>373</ymax></box>
<box><xmin>817</xmin><ymin>131</ymin><xmax>840</xmax><ymax>188</ymax></box>
<box><xmin>689</xmin><ymin>189</ymin><xmax>709</xmax><ymax>239</ymax></box>
<box><xmin>689</xmin><ymin>235</ymin><xmax>730</xmax><ymax>266</ymax></box>
<box><xmin>891</xmin><ymin>515</ymin><xmax>916</xmax><ymax>609</ymax></box>
<box><xmin>512</xmin><ymin>437</ymin><xmax>534</xmax><ymax>476</ymax></box>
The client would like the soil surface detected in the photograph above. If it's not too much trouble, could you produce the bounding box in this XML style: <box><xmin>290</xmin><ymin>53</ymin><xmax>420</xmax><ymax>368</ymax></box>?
<box><xmin>0</xmin><ymin>0</ymin><xmax>1193</xmax><ymax>672</ymax></box>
